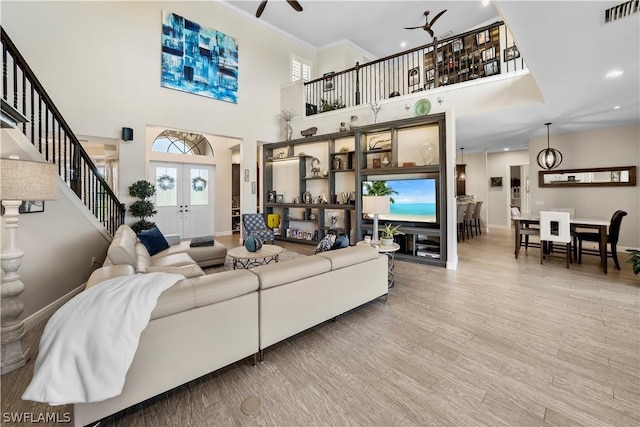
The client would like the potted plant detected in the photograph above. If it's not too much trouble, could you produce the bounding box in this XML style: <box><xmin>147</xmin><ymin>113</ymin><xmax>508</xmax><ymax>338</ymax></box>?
<box><xmin>380</xmin><ymin>223</ymin><xmax>404</xmax><ymax>246</ymax></box>
<box><xmin>627</xmin><ymin>249</ymin><xmax>640</xmax><ymax>275</ymax></box>
<box><xmin>128</xmin><ymin>180</ymin><xmax>157</xmax><ymax>233</ymax></box>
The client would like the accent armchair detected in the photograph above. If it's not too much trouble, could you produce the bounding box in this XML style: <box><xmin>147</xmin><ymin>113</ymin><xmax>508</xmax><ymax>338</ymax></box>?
<box><xmin>241</xmin><ymin>213</ymin><xmax>274</xmax><ymax>244</ymax></box>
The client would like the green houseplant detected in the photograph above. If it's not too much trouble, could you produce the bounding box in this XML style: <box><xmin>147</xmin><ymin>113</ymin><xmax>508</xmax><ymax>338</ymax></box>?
<box><xmin>128</xmin><ymin>180</ymin><xmax>157</xmax><ymax>233</ymax></box>
<box><xmin>626</xmin><ymin>249</ymin><xmax>640</xmax><ymax>275</ymax></box>
<box><xmin>363</xmin><ymin>180</ymin><xmax>398</xmax><ymax>202</ymax></box>
<box><xmin>379</xmin><ymin>223</ymin><xmax>405</xmax><ymax>246</ymax></box>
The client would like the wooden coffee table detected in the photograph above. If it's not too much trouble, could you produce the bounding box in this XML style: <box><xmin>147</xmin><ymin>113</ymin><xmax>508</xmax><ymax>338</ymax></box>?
<box><xmin>227</xmin><ymin>244</ymin><xmax>283</xmax><ymax>269</ymax></box>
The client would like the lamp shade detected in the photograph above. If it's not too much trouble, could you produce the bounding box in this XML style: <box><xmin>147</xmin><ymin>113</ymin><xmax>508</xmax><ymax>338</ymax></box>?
<box><xmin>362</xmin><ymin>195</ymin><xmax>390</xmax><ymax>215</ymax></box>
<box><xmin>0</xmin><ymin>157</ymin><xmax>58</xmax><ymax>201</ymax></box>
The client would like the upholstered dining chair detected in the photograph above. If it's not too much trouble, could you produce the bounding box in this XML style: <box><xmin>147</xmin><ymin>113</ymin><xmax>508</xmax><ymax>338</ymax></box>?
<box><xmin>456</xmin><ymin>203</ymin><xmax>466</xmax><ymax>242</ymax></box>
<box><xmin>241</xmin><ymin>213</ymin><xmax>274</xmax><ymax>244</ymax></box>
<box><xmin>512</xmin><ymin>207</ymin><xmax>540</xmax><ymax>259</ymax></box>
<box><xmin>540</xmin><ymin>211</ymin><xmax>572</xmax><ymax>268</ymax></box>
<box><xmin>472</xmin><ymin>201</ymin><xmax>483</xmax><ymax>235</ymax></box>
<box><xmin>463</xmin><ymin>202</ymin><xmax>475</xmax><ymax>239</ymax></box>
<box><xmin>575</xmin><ymin>210</ymin><xmax>627</xmax><ymax>270</ymax></box>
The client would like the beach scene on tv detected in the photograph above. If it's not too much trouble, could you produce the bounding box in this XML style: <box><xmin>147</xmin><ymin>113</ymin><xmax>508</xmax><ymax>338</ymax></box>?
<box><xmin>364</xmin><ymin>179</ymin><xmax>437</xmax><ymax>223</ymax></box>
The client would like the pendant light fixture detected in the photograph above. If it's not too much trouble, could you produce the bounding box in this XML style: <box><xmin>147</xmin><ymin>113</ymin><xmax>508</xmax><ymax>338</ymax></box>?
<box><xmin>536</xmin><ymin>122</ymin><xmax>563</xmax><ymax>170</ymax></box>
<box><xmin>457</xmin><ymin>147</ymin><xmax>466</xmax><ymax>181</ymax></box>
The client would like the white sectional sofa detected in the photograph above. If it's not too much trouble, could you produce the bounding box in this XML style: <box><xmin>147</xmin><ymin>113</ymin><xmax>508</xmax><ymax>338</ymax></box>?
<box><xmin>71</xmin><ymin>225</ymin><xmax>388</xmax><ymax>426</ymax></box>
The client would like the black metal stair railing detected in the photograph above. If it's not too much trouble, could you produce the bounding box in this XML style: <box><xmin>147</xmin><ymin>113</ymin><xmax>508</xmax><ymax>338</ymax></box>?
<box><xmin>304</xmin><ymin>21</ymin><xmax>526</xmax><ymax>116</ymax></box>
<box><xmin>1</xmin><ymin>28</ymin><xmax>125</xmax><ymax>235</ymax></box>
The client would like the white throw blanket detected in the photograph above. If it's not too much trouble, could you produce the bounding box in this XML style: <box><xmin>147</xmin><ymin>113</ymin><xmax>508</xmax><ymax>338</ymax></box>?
<box><xmin>22</xmin><ymin>272</ymin><xmax>184</xmax><ymax>405</ymax></box>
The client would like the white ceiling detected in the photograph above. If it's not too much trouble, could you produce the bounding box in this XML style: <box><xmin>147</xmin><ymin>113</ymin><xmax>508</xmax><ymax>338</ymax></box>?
<box><xmin>225</xmin><ymin>0</ymin><xmax>640</xmax><ymax>153</ymax></box>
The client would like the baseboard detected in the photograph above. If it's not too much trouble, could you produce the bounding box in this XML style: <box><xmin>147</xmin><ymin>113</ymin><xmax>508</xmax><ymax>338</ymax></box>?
<box><xmin>23</xmin><ymin>283</ymin><xmax>86</xmax><ymax>332</ymax></box>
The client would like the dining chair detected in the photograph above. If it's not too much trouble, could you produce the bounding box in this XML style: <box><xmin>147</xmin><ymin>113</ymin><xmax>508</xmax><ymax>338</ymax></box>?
<box><xmin>539</xmin><ymin>211</ymin><xmax>572</xmax><ymax>268</ymax></box>
<box><xmin>456</xmin><ymin>203</ymin><xmax>466</xmax><ymax>242</ymax></box>
<box><xmin>472</xmin><ymin>201</ymin><xmax>483</xmax><ymax>235</ymax></box>
<box><xmin>512</xmin><ymin>207</ymin><xmax>539</xmax><ymax>258</ymax></box>
<box><xmin>241</xmin><ymin>213</ymin><xmax>275</xmax><ymax>244</ymax></box>
<box><xmin>575</xmin><ymin>210</ymin><xmax>627</xmax><ymax>270</ymax></box>
<box><xmin>464</xmin><ymin>203</ymin><xmax>475</xmax><ymax>239</ymax></box>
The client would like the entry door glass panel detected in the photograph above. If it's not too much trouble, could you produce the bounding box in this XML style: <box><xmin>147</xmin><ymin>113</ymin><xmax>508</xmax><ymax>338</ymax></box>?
<box><xmin>156</xmin><ymin>166</ymin><xmax>178</xmax><ymax>207</ymax></box>
<box><xmin>190</xmin><ymin>168</ymin><xmax>209</xmax><ymax>206</ymax></box>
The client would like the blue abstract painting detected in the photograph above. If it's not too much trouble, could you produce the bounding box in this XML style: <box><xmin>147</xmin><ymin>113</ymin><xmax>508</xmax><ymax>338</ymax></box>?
<box><xmin>161</xmin><ymin>11</ymin><xmax>238</xmax><ymax>103</ymax></box>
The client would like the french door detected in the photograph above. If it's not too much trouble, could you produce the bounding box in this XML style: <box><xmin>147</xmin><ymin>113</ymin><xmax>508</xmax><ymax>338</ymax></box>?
<box><xmin>151</xmin><ymin>162</ymin><xmax>215</xmax><ymax>238</ymax></box>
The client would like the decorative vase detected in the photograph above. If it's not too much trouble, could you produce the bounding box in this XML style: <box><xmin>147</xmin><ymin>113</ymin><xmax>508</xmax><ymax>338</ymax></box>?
<box><xmin>380</xmin><ymin>237</ymin><xmax>394</xmax><ymax>246</ymax></box>
<box><xmin>284</xmin><ymin>120</ymin><xmax>293</xmax><ymax>141</ymax></box>
<box><xmin>421</xmin><ymin>142</ymin><xmax>436</xmax><ymax>165</ymax></box>
<box><xmin>244</xmin><ymin>233</ymin><xmax>263</xmax><ymax>253</ymax></box>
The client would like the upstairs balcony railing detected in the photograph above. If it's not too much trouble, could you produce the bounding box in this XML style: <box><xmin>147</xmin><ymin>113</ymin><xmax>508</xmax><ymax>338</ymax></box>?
<box><xmin>304</xmin><ymin>21</ymin><xmax>525</xmax><ymax>116</ymax></box>
<box><xmin>1</xmin><ymin>28</ymin><xmax>125</xmax><ymax>235</ymax></box>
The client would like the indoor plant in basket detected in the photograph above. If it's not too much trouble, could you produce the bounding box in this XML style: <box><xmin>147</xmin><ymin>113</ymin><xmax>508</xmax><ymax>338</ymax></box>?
<box><xmin>380</xmin><ymin>223</ymin><xmax>404</xmax><ymax>246</ymax></box>
<box><xmin>627</xmin><ymin>249</ymin><xmax>640</xmax><ymax>275</ymax></box>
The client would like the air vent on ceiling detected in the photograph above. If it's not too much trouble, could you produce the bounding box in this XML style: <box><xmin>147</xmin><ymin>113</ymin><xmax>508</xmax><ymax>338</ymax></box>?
<box><xmin>605</xmin><ymin>0</ymin><xmax>639</xmax><ymax>23</ymax></box>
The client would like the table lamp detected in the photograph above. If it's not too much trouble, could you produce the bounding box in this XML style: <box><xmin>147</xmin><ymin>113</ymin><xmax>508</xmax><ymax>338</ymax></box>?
<box><xmin>1</xmin><ymin>156</ymin><xmax>58</xmax><ymax>374</ymax></box>
<box><xmin>362</xmin><ymin>195</ymin><xmax>390</xmax><ymax>243</ymax></box>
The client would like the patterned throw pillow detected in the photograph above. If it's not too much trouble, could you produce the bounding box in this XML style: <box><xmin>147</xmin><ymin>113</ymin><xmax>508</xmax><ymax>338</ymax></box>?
<box><xmin>314</xmin><ymin>234</ymin><xmax>335</xmax><ymax>254</ymax></box>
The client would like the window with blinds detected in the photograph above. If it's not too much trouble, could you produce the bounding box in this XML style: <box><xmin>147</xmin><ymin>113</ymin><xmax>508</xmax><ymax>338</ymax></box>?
<box><xmin>291</xmin><ymin>55</ymin><xmax>311</xmax><ymax>82</ymax></box>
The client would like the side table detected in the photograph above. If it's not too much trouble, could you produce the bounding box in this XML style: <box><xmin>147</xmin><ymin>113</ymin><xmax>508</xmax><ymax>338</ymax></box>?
<box><xmin>227</xmin><ymin>244</ymin><xmax>283</xmax><ymax>269</ymax></box>
<box><xmin>357</xmin><ymin>241</ymin><xmax>400</xmax><ymax>288</ymax></box>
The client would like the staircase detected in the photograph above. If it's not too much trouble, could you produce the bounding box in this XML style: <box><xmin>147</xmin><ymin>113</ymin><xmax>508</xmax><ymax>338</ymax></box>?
<box><xmin>1</xmin><ymin>28</ymin><xmax>125</xmax><ymax>235</ymax></box>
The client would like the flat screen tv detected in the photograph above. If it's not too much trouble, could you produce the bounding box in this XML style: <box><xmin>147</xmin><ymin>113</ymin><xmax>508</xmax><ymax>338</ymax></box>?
<box><xmin>362</xmin><ymin>177</ymin><xmax>438</xmax><ymax>226</ymax></box>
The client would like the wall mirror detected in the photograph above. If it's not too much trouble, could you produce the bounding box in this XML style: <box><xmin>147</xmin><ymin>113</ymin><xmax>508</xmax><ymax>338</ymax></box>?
<box><xmin>539</xmin><ymin>166</ymin><xmax>636</xmax><ymax>187</ymax></box>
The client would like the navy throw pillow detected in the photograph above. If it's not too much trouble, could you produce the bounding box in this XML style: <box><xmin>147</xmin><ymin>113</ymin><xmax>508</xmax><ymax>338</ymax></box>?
<box><xmin>138</xmin><ymin>227</ymin><xmax>170</xmax><ymax>256</ymax></box>
<box><xmin>331</xmin><ymin>234</ymin><xmax>349</xmax><ymax>250</ymax></box>
<box><xmin>314</xmin><ymin>234</ymin><xmax>335</xmax><ymax>254</ymax></box>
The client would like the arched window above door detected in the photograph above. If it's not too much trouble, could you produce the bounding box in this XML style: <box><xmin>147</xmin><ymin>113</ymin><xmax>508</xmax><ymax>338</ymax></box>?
<box><xmin>152</xmin><ymin>130</ymin><xmax>214</xmax><ymax>156</ymax></box>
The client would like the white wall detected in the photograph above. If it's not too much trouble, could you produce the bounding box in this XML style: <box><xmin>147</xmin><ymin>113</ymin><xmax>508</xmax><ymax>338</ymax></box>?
<box><xmin>459</xmin><ymin>151</ymin><xmax>489</xmax><ymax>230</ymax></box>
<box><xmin>1</xmin><ymin>0</ymin><xmax>317</xmax><ymax>223</ymax></box>
<box><xmin>486</xmin><ymin>150</ymin><xmax>530</xmax><ymax>228</ymax></box>
<box><xmin>317</xmin><ymin>40</ymin><xmax>372</xmax><ymax>77</ymax></box>
<box><xmin>529</xmin><ymin>125</ymin><xmax>640</xmax><ymax>248</ymax></box>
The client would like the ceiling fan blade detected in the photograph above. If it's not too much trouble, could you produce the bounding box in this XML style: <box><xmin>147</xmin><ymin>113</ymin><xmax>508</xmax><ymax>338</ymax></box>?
<box><xmin>287</xmin><ymin>0</ymin><xmax>303</xmax><ymax>12</ymax></box>
<box><xmin>430</xmin><ymin>9</ymin><xmax>447</xmax><ymax>26</ymax></box>
<box><xmin>256</xmin><ymin>0</ymin><xmax>268</xmax><ymax>18</ymax></box>
<box><xmin>404</xmin><ymin>26</ymin><xmax>424</xmax><ymax>30</ymax></box>
<box><xmin>426</xmin><ymin>28</ymin><xmax>434</xmax><ymax>38</ymax></box>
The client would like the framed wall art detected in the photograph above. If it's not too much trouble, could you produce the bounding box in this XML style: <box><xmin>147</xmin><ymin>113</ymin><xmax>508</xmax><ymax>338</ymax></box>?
<box><xmin>323</xmin><ymin>72</ymin><xmax>335</xmax><ymax>91</ymax></box>
<box><xmin>504</xmin><ymin>45</ymin><xmax>520</xmax><ymax>61</ymax></box>
<box><xmin>161</xmin><ymin>11</ymin><xmax>238</xmax><ymax>103</ymax></box>
<box><xmin>490</xmin><ymin>177</ymin><xmax>503</xmax><ymax>187</ymax></box>
<box><xmin>19</xmin><ymin>200</ymin><xmax>44</xmax><ymax>214</ymax></box>
<box><xmin>408</xmin><ymin>67</ymin><xmax>420</xmax><ymax>87</ymax></box>
<box><xmin>476</xmin><ymin>29</ymin><xmax>490</xmax><ymax>45</ymax></box>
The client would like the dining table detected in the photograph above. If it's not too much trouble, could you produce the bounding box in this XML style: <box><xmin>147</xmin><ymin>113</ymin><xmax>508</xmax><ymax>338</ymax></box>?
<box><xmin>513</xmin><ymin>214</ymin><xmax>611</xmax><ymax>273</ymax></box>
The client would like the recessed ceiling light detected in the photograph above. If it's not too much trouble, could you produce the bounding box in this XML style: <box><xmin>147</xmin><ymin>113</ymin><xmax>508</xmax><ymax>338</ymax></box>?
<box><xmin>400</xmin><ymin>41</ymin><xmax>407</xmax><ymax>48</ymax></box>
<box><xmin>613</xmin><ymin>105</ymin><xmax>621</xmax><ymax>109</ymax></box>
<box><xmin>605</xmin><ymin>69</ymin><xmax>624</xmax><ymax>78</ymax></box>
<box><xmin>482</xmin><ymin>0</ymin><xmax>491</xmax><ymax>7</ymax></box>
<box><xmin>503</xmin><ymin>148</ymin><xmax>509</xmax><ymax>151</ymax></box>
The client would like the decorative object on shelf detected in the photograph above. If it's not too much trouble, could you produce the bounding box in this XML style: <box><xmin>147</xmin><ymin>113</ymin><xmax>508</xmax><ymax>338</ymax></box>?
<box><xmin>309</xmin><ymin>213</ymin><xmax>317</xmax><ymax>220</ymax></box>
<box><xmin>349</xmin><ymin>115</ymin><xmax>358</xmax><ymax>130</ymax></box>
<box><xmin>277</xmin><ymin>151</ymin><xmax>285</xmax><ymax>158</ymax></box>
<box><xmin>332</xmin><ymin>157</ymin><xmax>342</xmax><ymax>170</ymax></box>
<box><xmin>244</xmin><ymin>233</ymin><xmax>263</xmax><ymax>253</ymax></box>
<box><xmin>287</xmin><ymin>145</ymin><xmax>295</xmax><ymax>156</ymax></box>
<box><xmin>300</xmin><ymin>127</ymin><xmax>318</xmax><ymax>138</ymax></box>
<box><xmin>421</xmin><ymin>142</ymin><xmax>436</xmax><ymax>165</ymax></box>
<box><xmin>382</xmin><ymin>155</ymin><xmax>390</xmax><ymax>167</ymax></box>
<box><xmin>537</xmin><ymin>122</ymin><xmax>563</xmax><ymax>170</ymax></box>
<box><xmin>373</xmin><ymin>159</ymin><xmax>382</xmax><ymax>168</ymax></box>
<box><xmin>457</xmin><ymin>147</ymin><xmax>467</xmax><ymax>181</ymax></box>
<box><xmin>368</xmin><ymin>135</ymin><xmax>391</xmax><ymax>150</ymax></box>
<box><xmin>321</xmin><ymin>192</ymin><xmax>328</xmax><ymax>204</ymax></box>
<box><xmin>380</xmin><ymin>223</ymin><xmax>405</xmax><ymax>246</ymax></box>
<box><xmin>331</xmin><ymin>216</ymin><xmax>338</xmax><ymax>229</ymax></box>
<box><xmin>276</xmin><ymin>194</ymin><xmax>284</xmax><ymax>203</ymax></box>
<box><xmin>322</xmin><ymin>170</ymin><xmax>329</xmax><ymax>177</ymax></box>
<box><xmin>339</xmin><ymin>122</ymin><xmax>347</xmax><ymax>132</ymax></box>
<box><xmin>340</xmin><ymin>146</ymin><xmax>350</xmax><ymax>152</ymax></box>
<box><xmin>280</xmin><ymin>109</ymin><xmax>297</xmax><ymax>141</ymax></box>
<box><xmin>302</xmin><ymin>191</ymin><xmax>312</xmax><ymax>204</ymax></box>
<box><xmin>310</xmin><ymin>157</ymin><xmax>321</xmax><ymax>176</ymax></box>
<box><xmin>129</xmin><ymin>180</ymin><xmax>157</xmax><ymax>233</ymax></box>
<box><xmin>341</xmin><ymin>192</ymin><xmax>350</xmax><ymax>204</ymax></box>
<box><xmin>191</xmin><ymin>176</ymin><xmax>207</xmax><ymax>192</ymax></box>
<box><xmin>267</xmin><ymin>213</ymin><xmax>280</xmax><ymax>228</ymax></box>
<box><xmin>490</xmin><ymin>177</ymin><xmax>503</xmax><ymax>187</ymax></box>
<box><xmin>156</xmin><ymin>174</ymin><xmax>176</xmax><ymax>191</ymax></box>
<box><xmin>402</xmin><ymin>162</ymin><xmax>416</xmax><ymax>167</ymax></box>
<box><xmin>0</xmin><ymin>156</ymin><xmax>58</xmax><ymax>374</ymax></box>
<box><xmin>370</xmin><ymin>101</ymin><xmax>382</xmax><ymax>123</ymax></box>
<box><xmin>267</xmin><ymin>190</ymin><xmax>276</xmax><ymax>203</ymax></box>
<box><xmin>413</xmin><ymin>99</ymin><xmax>431</xmax><ymax>117</ymax></box>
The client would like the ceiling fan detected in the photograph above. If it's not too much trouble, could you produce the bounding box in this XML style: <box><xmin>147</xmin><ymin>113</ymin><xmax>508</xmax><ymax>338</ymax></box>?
<box><xmin>256</xmin><ymin>0</ymin><xmax>303</xmax><ymax>18</ymax></box>
<box><xmin>404</xmin><ymin>9</ymin><xmax>447</xmax><ymax>38</ymax></box>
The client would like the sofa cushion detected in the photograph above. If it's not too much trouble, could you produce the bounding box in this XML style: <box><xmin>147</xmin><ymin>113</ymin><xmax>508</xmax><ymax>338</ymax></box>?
<box><xmin>137</xmin><ymin>227</ymin><xmax>170</xmax><ymax>256</ymax></box>
<box><xmin>251</xmin><ymin>255</ymin><xmax>331</xmax><ymax>290</ymax></box>
<box><xmin>194</xmin><ymin>270</ymin><xmax>259</xmax><ymax>307</ymax></box>
<box><xmin>331</xmin><ymin>234</ymin><xmax>349</xmax><ymax>250</ymax></box>
<box><xmin>151</xmin><ymin>253</ymin><xmax>195</xmax><ymax>268</ymax></box>
<box><xmin>316</xmin><ymin>245</ymin><xmax>379</xmax><ymax>270</ymax></box>
<box><xmin>153</xmin><ymin>241</ymin><xmax>227</xmax><ymax>267</ymax></box>
<box><xmin>146</xmin><ymin>265</ymin><xmax>204</xmax><ymax>278</ymax></box>
<box><xmin>150</xmin><ymin>280</ymin><xmax>196</xmax><ymax>320</ymax></box>
<box><xmin>107</xmin><ymin>225</ymin><xmax>138</xmax><ymax>267</ymax></box>
<box><xmin>86</xmin><ymin>265</ymin><xmax>135</xmax><ymax>289</ymax></box>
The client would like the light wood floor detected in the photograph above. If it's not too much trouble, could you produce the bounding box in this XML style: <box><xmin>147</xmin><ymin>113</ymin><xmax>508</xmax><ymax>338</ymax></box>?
<box><xmin>2</xmin><ymin>229</ymin><xmax>638</xmax><ymax>426</ymax></box>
